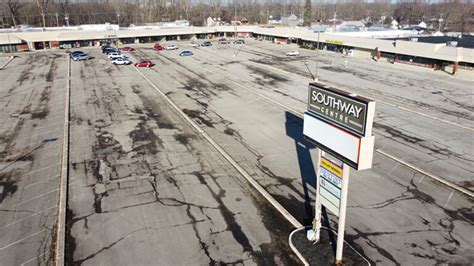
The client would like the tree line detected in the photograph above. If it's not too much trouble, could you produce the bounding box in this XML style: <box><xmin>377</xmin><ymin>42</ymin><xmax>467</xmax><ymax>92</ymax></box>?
<box><xmin>1</xmin><ymin>0</ymin><xmax>472</xmax><ymax>32</ymax></box>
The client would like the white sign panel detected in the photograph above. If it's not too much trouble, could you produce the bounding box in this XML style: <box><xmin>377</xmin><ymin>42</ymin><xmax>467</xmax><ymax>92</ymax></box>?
<box><xmin>304</xmin><ymin>112</ymin><xmax>375</xmax><ymax>170</ymax></box>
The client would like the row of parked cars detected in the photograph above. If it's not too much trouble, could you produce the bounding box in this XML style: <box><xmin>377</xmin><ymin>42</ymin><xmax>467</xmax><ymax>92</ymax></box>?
<box><xmin>152</xmin><ymin>44</ymin><xmax>194</xmax><ymax>57</ymax></box>
<box><xmin>101</xmin><ymin>45</ymin><xmax>154</xmax><ymax>67</ymax></box>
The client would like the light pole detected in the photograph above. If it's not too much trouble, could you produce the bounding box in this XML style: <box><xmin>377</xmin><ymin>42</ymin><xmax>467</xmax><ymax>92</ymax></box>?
<box><xmin>438</xmin><ymin>16</ymin><xmax>443</xmax><ymax>32</ymax></box>
<box><xmin>65</xmin><ymin>15</ymin><xmax>69</xmax><ymax>27</ymax></box>
<box><xmin>7</xmin><ymin>30</ymin><xmax>12</xmax><ymax>53</ymax></box>
<box><xmin>315</xmin><ymin>30</ymin><xmax>321</xmax><ymax>81</ymax></box>
<box><xmin>117</xmin><ymin>13</ymin><xmax>120</xmax><ymax>27</ymax></box>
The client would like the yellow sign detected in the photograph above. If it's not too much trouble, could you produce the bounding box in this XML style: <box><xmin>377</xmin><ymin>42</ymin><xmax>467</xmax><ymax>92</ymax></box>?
<box><xmin>326</xmin><ymin>40</ymin><xmax>343</xmax><ymax>45</ymax></box>
<box><xmin>321</xmin><ymin>157</ymin><xmax>342</xmax><ymax>177</ymax></box>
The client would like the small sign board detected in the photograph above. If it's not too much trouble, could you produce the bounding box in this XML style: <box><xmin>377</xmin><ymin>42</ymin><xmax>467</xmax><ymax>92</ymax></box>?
<box><xmin>307</xmin><ymin>83</ymin><xmax>375</xmax><ymax>137</ymax></box>
<box><xmin>326</xmin><ymin>40</ymin><xmax>344</xmax><ymax>45</ymax></box>
<box><xmin>319</xmin><ymin>157</ymin><xmax>343</xmax><ymax>216</ymax></box>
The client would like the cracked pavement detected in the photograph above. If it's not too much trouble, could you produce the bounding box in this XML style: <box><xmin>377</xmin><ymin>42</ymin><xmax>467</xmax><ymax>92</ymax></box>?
<box><xmin>128</xmin><ymin>40</ymin><xmax>473</xmax><ymax>264</ymax></box>
<box><xmin>0</xmin><ymin>37</ymin><xmax>472</xmax><ymax>265</ymax></box>
<box><xmin>0</xmin><ymin>53</ymin><xmax>68</xmax><ymax>265</ymax></box>
<box><xmin>66</xmin><ymin>51</ymin><xmax>297</xmax><ymax>265</ymax></box>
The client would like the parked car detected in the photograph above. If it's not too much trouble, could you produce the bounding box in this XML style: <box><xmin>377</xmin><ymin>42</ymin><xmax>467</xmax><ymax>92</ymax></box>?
<box><xmin>179</xmin><ymin>51</ymin><xmax>193</xmax><ymax>57</ymax></box>
<box><xmin>286</xmin><ymin>50</ymin><xmax>300</xmax><ymax>56</ymax></box>
<box><xmin>218</xmin><ymin>38</ymin><xmax>230</xmax><ymax>44</ymax></box>
<box><xmin>108</xmin><ymin>52</ymin><xmax>124</xmax><ymax>59</ymax></box>
<box><xmin>188</xmin><ymin>43</ymin><xmax>200</xmax><ymax>47</ymax></box>
<box><xmin>234</xmin><ymin>39</ymin><xmax>245</xmax><ymax>44</ymax></box>
<box><xmin>201</xmin><ymin>41</ymin><xmax>212</xmax><ymax>47</ymax></box>
<box><xmin>134</xmin><ymin>60</ymin><xmax>153</xmax><ymax>67</ymax></box>
<box><xmin>103</xmin><ymin>47</ymin><xmax>119</xmax><ymax>54</ymax></box>
<box><xmin>70</xmin><ymin>51</ymin><xmax>84</xmax><ymax>58</ymax></box>
<box><xmin>71</xmin><ymin>52</ymin><xmax>90</xmax><ymax>61</ymax></box>
<box><xmin>153</xmin><ymin>44</ymin><xmax>164</xmax><ymax>51</ymax></box>
<box><xmin>119</xmin><ymin>47</ymin><xmax>135</xmax><ymax>51</ymax></box>
<box><xmin>165</xmin><ymin>44</ymin><xmax>179</xmax><ymax>50</ymax></box>
<box><xmin>112</xmin><ymin>57</ymin><xmax>132</xmax><ymax>65</ymax></box>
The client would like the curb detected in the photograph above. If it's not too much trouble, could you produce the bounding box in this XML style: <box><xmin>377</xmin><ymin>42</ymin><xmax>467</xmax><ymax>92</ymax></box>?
<box><xmin>0</xmin><ymin>56</ymin><xmax>15</xmax><ymax>70</ymax></box>
<box><xmin>55</xmin><ymin>54</ymin><xmax>70</xmax><ymax>266</ymax></box>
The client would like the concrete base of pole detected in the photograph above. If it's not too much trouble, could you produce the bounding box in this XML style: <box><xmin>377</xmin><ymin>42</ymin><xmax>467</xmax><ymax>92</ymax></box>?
<box><xmin>289</xmin><ymin>226</ymin><xmax>371</xmax><ymax>265</ymax></box>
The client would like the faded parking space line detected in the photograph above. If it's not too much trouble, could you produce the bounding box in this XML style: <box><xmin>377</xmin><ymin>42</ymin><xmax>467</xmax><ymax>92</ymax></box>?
<box><xmin>0</xmin><ymin>206</ymin><xmax>56</xmax><ymax>229</ymax></box>
<box><xmin>20</xmin><ymin>252</ymin><xmax>45</xmax><ymax>266</ymax></box>
<box><xmin>0</xmin><ymin>229</ymin><xmax>46</xmax><ymax>251</ymax></box>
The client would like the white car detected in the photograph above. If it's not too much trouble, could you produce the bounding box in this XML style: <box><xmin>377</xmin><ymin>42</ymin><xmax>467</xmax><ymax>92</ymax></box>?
<box><xmin>286</xmin><ymin>50</ymin><xmax>300</xmax><ymax>56</ymax></box>
<box><xmin>188</xmin><ymin>43</ymin><xmax>199</xmax><ymax>47</ymax></box>
<box><xmin>108</xmin><ymin>52</ymin><xmax>124</xmax><ymax>59</ymax></box>
<box><xmin>165</xmin><ymin>44</ymin><xmax>179</xmax><ymax>50</ymax></box>
<box><xmin>112</xmin><ymin>57</ymin><xmax>132</xmax><ymax>65</ymax></box>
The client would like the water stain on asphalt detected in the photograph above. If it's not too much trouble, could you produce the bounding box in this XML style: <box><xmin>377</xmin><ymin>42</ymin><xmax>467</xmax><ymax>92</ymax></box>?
<box><xmin>182</xmin><ymin>109</ymin><xmax>214</xmax><ymax>128</ymax></box>
<box><xmin>246</xmin><ymin>65</ymin><xmax>289</xmax><ymax>86</ymax></box>
<box><xmin>31</xmin><ymin>86</ymin><xmax>51</xmax><ymax>119</ymax></box>
<box><xmin>0</xmin><ymin>171</ymin><xmax>19</xmax><ymax>203</ymax></box>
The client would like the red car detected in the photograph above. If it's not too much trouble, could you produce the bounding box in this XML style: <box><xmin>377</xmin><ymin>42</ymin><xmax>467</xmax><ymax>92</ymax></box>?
<box><xmin>134</xmin><ymin>60</ymin><xmax>153</xmax><ymax>68</ymax></box>
<box><xmin>119</xmin><ymin>47</ymin><xmax>135</xmax><ymax>51</ymax></box>
<box><xmin>153</xmin><ymin>44</ymin><xmax>164</xmax><ymax>51</ymax></box>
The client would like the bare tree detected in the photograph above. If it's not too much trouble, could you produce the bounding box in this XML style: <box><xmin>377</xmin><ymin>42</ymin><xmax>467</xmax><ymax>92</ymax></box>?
<box><xmin>6</xmin><ymin>0</ymin><xmax>25</xmax><ymax>27</ymax></box>
<box><xmin>35</xmin><ymin>0</ymin><xmax>49</xmax><ymax>28</ymax></box>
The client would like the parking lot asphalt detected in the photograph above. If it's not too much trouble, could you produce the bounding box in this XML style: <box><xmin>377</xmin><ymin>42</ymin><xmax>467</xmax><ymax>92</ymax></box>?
<box><xmin>127</xmin><ymin>40</ymin><xmax>473</xmax><ymax>264</ymax></box>
<box><xmin>66</xmin><ymin>49</ymin><xmax>298</xmax><ymax>265</ymax></box>
<box><xmin>0</xmin><ymin>53</ymin><xmax>68</xmax><ymax>265</ymax></box>
<box><xmin>0</xmin><ymin>38</ymin><xmax>472</xmax><ymax>265</ymax></box>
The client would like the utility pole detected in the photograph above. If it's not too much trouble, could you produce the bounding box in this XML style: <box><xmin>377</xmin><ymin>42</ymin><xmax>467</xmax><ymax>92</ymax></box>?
<box><xmin>55</xmin><ymin>13</ymin><xmax>59</xmax><ymax>27</ymax></box>
<box><xmin>315</xmin><ymin>30</ymin><xmax>320</xmax><ymax>81</ymax></box>
<box><xmin>438</xmin><ymin>14</ymin><xmax>443</xmax><ymax>32</ymax></box>
<box><xmin>65</xmin><ymin>14</ymin><xmax>69</xmax><ymax>27</ymax></box>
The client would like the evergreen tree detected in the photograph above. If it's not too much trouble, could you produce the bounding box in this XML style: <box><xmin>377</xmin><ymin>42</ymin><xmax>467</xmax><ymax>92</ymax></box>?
<box><xmin>304</xmin><ymin>0</ymin><xmax>312</xmax><ymax>27</ymax></box>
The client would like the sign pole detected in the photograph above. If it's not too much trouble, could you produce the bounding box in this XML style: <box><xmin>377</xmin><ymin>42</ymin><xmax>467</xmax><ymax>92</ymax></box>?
<box><xmin>335</xmin><ymin>163</ymin><xmax>350</xmax><ymax>264</ymax></box>
<box><xmin>313</xmin><ymin>149</ymin><xmax>323</xmax><ymax>241</ymax></box>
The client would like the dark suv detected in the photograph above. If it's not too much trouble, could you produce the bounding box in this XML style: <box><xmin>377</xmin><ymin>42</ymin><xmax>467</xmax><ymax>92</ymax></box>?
<box><xmin>201</xmin><ymin>41</ymin><xmax>212</xmax><ymax>47</ymax></box>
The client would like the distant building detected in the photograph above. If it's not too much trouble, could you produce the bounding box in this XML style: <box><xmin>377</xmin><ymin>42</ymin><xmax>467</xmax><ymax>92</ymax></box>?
<box><xmin>281</xmin><ymin>14</ymin><xmax>301</xmax><ymax>27</ymax></box>
<box><xmin>390</xmin><ymin>20</ymin><xmax>399</xmax><ymax>30</ymax></box>
<box><xmin>337</xmin><ymin>21</ymin><xmax>365</xmax><ymax>32</ymax></box>
<box><xmin>207</xmin><ymin>17</ymin><xmax>225</xmax><ymax>27</ymax></box>
<box><xmin>231</xmin><ymin>16</ymin><xmax>249</xmax><ymax>26</ymax></box>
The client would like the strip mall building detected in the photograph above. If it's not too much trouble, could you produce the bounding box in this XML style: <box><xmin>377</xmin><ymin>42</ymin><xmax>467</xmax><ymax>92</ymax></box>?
<box><xmin>0</xmin><ymin>25</ymin><xmax>472</xmax><ymax>74</ymax></box>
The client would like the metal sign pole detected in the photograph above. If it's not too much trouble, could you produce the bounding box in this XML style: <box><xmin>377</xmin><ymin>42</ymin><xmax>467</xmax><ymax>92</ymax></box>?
<box><xmin>313</xmin><ymin>149</ymin><xmax>323</xmax><ymax>241</ymax></box>
<box><xmin>335</xmin><ymin>163</ymin><xmax>350</xmax><ymax>264</ymax></box>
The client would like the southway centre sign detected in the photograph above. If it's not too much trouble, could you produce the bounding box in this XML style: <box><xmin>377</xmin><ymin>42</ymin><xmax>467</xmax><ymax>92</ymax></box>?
<box><xmin>304</xmin><ymin>82</ymin><xmax>375</xmax><ymax>170</ymax></box>
<box><xmin>308</xmin><ymin>83</ymin><xmax>373</xmax><ymax>137</ymax></box>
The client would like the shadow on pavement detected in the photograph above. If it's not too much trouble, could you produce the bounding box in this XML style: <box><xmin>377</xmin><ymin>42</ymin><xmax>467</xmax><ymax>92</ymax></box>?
<box><xmin>285</xmin><ymin>111</ymin><xmax>337</xmax><ymax>254</ymax></box>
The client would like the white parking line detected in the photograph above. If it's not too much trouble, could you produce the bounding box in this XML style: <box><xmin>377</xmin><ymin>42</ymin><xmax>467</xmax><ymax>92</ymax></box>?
<box><xmin>16</xmin><ymin>188</ymin><xmax>59</xmax><ymax>207</ymax></box>
<box><xmin>24</xmin><ymin>174</ymin><xmax>60</xmax><ymax>189</ymax></box>
<box><xmin>26</xmin><ymin>163</ymin><xmax>61</xmax><ymax>177</ymax></box>
<box><xmin>20</xmin><ymin>252</ymin><xmax>45</xmax><ymax>266</ymax></box>
<box><xmin>444</xmin><ymin>191</ymin><xmax>454</xmax><ymax>208</ymax></box>
<box><xmin>0</xmin><ymin>206</ymin><xmax>56</xmax><ymax>229</ymax></box>
<box><xmin>0</xmin><ymin>229</ymin><xmax>46</xmax><ymax>251</ymax></box>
